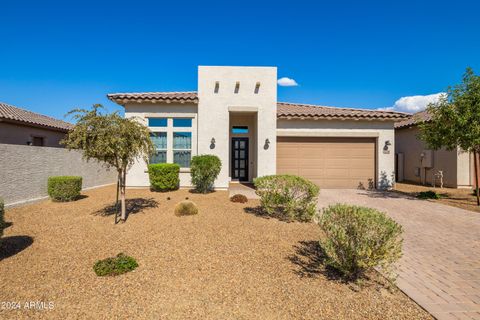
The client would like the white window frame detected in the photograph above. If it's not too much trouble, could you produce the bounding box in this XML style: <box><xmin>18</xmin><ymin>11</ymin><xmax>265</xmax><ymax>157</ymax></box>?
<box><xmin>147</xmin><ymin>115</ymin><xmax>196</xmax><ymax>169</ymax></box>
<box><xmin>150</xmin><ymin>131</ymin><xmax>168</xmax><ymax>164</ymax></box>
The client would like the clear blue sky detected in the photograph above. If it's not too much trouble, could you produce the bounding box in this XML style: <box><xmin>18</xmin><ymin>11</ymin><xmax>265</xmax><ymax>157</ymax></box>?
<box><xmin>1</xmin><ymin>0</ymin><xmax>479</xmax><ymax>120</ymax></box>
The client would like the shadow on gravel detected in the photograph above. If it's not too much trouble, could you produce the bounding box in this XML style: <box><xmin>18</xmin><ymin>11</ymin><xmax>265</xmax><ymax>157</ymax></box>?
<box><xmin>243</xmin><ymin>206</ymin><xmax>268</xmax><ymax>218</ymax></box>
<box><xmin>359</xmin><ymin>190</ymin><xmax>419</xmax><ymax>200</ymax></box>
<box><xmin>94</xmin><ymin>198</ymin><xmax>159</xmax><ymax>217</ymax></box>
<box><xmin>243</xmin><ymin>206</ymin><xmax>294</xmax><ymax>222</ymax></box>
<box><xmin>0</xmin><ymin>236</ymin><xmax>34</xmax><ymax>260</ymax></box>
<box><xmin>287</xmin><ymin>240</ymin><xmax>343</xmax><ymax>280</ymax></box>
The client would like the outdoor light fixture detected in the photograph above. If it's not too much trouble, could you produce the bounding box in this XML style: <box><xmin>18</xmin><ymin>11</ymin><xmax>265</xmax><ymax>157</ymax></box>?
<box><xmin>383</xmin><ymin>140</ymin><xmax>391</xmax><ymax>153</ymax></box>
<box><xmin>264</xmin><ymin>138</ymin><xmax>270</xmax><ymax>150</ymax></box>
<box><xmin>210</xmin><ymin>137</ymin><xmax>216</xmax><ymax>149</ymax></box>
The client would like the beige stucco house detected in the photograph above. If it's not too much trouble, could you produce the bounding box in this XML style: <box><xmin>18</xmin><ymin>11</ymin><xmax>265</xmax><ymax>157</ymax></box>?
<box><xmin>0</xmin><ymin>102</ymin><xmax>73</xmax><ymax>147</ymax></box>
<box><xmin>395</xmin><ymin>110</ymin><xmax>475</xmax><ymax>188</ymax></box>
<box><xmin>108</xmin><ymin>66</ymin><xmax>408</xmax><ymax>190</ymax></box>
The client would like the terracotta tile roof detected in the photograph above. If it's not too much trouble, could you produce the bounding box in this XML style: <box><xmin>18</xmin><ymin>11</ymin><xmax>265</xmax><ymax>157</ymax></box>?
<box><xmin>108</xmin><ymin>91</ymin><xmax>409</xmax><ymax>121</ymax></box>
<box><xmin>394</xmin><ymin>110</ymin><xmax>432</xmax><ymax>128</ymax></box>
<box><xmin>0</xmin><ymin>102</ymin><xmax>73</xmax><ymax>132</ymax></box>
<box><xmin>277</xmin><ymin>102</ymin><xmax>409</xmax><ymax>120</ymax></box>
<box><xmin>107</xmin><ymin>91</ymin><xmax>199</xmax><ymax>104</ymax></box>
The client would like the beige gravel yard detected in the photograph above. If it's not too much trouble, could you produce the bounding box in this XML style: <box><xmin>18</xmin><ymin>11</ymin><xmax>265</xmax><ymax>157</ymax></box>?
<box><xmin>0</xmin><ymin>185</ymin><xmax>432</xmax><ymax>319</ymax></box>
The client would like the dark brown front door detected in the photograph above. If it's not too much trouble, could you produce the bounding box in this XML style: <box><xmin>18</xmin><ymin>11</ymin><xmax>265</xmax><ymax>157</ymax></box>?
<box><xmin>232</xmin><ymin>138</ymin><xmax>249</xmax><ymax>181</ymax></box>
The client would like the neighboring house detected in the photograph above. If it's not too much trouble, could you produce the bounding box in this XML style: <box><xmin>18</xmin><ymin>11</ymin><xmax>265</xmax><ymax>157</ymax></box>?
<box><xmin>0</xmin><ymin>102</ymin><xmax>73</xmax><ymax>147</ymax></box>
<box><xmin>108</xmin><ymin>66</ymin><xmax>408</xmax><ymax>190</ymax></box>
<box><xmin>395</xmin><ymin>110</ymin><xmax>474</xmax><ymax>188</ymax></box>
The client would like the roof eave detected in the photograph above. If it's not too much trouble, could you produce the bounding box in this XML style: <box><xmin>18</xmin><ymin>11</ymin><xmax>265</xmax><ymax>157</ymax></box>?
<box><xmin>277</xmin><ymin>115</ymin><xmax>408</xmax><ymax>121</ymax></box>
<box><xmin>0</xmin><ymin>117</ymin><xmax>72</xmax><ymax>132</ymax></box>
<box><xmin>107</xmin><ymin>97</ymin><xmax>199</xmax><ymax>106</ymax></box>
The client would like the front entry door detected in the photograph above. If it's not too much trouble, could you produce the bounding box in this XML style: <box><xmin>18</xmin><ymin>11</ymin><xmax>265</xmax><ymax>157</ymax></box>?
<box><xmin>232</xmin><ymin>138</ymin><xmax>249</xmax><ymax>181</ymax></box>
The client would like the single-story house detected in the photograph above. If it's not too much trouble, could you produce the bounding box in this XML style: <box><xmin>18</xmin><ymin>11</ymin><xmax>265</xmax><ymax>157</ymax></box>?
<box><xmin>395</xmin><ymin>110</ymin><xmax>475</xmax><ymax>188</ymax></box>
<box><xmin>0</xmin><ymin>102</ymin><xmax>73</xmax><ymax>147</ymax></box>
<box><xmin>108</xmin><ymin>66</ymin><xmax>408</xmax><ymax>190</ymax></box>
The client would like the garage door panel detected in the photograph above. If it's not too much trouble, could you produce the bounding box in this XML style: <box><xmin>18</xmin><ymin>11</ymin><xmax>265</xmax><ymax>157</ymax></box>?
<box><xmin>298</xmin><ymin>168</ymin><xmax>327</xmax><ymax>177</ymax></box>
<box><xmin>277</xmin><ymin>137</ymin><xmax>375</xmax><ymax>189</ymax></box>
<box><xmin>324</xmin><ymin>159</ymin><xmax>352</xmax><ymax>168</ymax></box>
<box><xmin>350</xmin><ymin>159</ymin><xmax>375</xmax><ymax>168</ymax></box>
<box><xmin>298</xmin><ymin>158</ymin><xmax>325</xmax><ymax>168</ymax></box>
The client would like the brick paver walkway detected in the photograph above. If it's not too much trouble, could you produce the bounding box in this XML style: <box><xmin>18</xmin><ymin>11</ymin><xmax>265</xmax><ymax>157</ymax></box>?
<box><xmin>318</xmin><ymin>190</ymin><xmax>480</xmax><ymax>320</ymax></box>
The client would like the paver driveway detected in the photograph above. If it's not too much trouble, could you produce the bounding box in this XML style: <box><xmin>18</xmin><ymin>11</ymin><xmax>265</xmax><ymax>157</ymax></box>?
<box><xmin>317</xmin><ymin>189</ymin><xmax>480</xmax><ymax>320</ymax></box>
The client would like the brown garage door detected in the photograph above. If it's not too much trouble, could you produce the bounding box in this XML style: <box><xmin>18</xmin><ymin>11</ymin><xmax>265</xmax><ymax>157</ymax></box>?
<box><xmin>277</xmin><ymin>137</ymin><xmax>376</xmax><ymax>189</ymax></box>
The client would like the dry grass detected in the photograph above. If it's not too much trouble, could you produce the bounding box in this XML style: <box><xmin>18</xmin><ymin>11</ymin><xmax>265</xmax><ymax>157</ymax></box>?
<box><xmin>395</xmin><ymin>182</ymin><xmax>480</xmax><ymax>213</ymax></box>
<box><xmin>0</xmin><ymin>185</ymin><xmax>432</xmax><ymax>319</ymax></box>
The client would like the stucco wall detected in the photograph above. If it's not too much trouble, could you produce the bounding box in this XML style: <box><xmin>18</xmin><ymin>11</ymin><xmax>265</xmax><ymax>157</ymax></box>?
<box><xmin>123</xmin><ymin>103</ymin><xmax>198</xmax><ymax>187</ymax></box>
<box><xmin>0</xmin><ymin>143</ymin><xmax>116</xmax><ymax>206</ymax></box>
<box><xmin>395</xmin><ymin>126</ymin><xmax>471</xmax><ymax>187</ymax></box>
<box><xmin>277</xmin><ymin>119</ymin><xmax>396</xmax><ymax>189</ymax></box>
<box><xmin>198</xmin><ymin>66</ymin><xmax>277</xmax><ymax>188</ymax></box>
<box><xmin>0</xmin><ymin>122</ymin><xmax>67</xmax><ymax>147</ymax></box>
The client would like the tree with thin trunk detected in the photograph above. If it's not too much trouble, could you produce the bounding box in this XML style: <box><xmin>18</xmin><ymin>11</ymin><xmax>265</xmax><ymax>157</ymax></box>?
<box><xmin>418</xmin><ymin>67</ymin><xmax>480</xmax><ymax>205</ymax></box>
<box><xmin>62</xmin><ymin>104</ymin><xmax>154</xmax><ymax>221</ymax></box>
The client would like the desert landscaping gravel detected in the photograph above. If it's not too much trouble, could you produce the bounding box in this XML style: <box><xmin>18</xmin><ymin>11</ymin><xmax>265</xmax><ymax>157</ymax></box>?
<box><xmin>395</xmin><ymin>182</ymin><xmax>480</xmax><ymax>213</ymax></box>
<box><xmin>0</xmin><ymin>185</ymin><xmax>432</xmax><ymax>319</ymax></box>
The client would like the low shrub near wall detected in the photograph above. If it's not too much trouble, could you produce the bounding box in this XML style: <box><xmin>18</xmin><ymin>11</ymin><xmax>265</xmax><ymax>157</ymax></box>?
<box><xmin>190</xmin><ymin>155</ymin><xmax>222</xmax><ymax>193</ymax></box>
<box><xmin>319</xmin><ymin>204</ymin><xmax>403</xmax><ymax>281</ymax></box>
<box><xmin>253</xmin><ymin>174</ymin><xmax>320</xmax><ymax>222</ymax></box>
<box><xmin>417</xmin><ymin>190</ymin><xmax>441</xmax><ymax>199</ymax></box>
<box><xmin>47</xmin><ymin>176</ymin><xmax>82</xmax><ymax>202</ymax></box>
<box><xmin>148</xmin><ymin>163</ymin><xmax>180</xmax><ymax>192</ymax></box>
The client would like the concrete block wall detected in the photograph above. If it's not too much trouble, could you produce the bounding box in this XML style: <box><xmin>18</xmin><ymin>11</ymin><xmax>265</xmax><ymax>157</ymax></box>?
<box><xmin>0</xmin><ymin>143</ymin><xmax>116</xmax><ymax>206</ymax></box>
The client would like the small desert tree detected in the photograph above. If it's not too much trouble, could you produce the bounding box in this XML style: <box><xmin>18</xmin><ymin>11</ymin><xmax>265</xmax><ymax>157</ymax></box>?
<box><xmin>419</xmin><ymin>67</ymin><xmax>480</xmax><ymax>205</ymax></box>
<box><xmin>62</xmin><ymin>104</ymin><xmax>154</xmax><ymax>221</ymax></box>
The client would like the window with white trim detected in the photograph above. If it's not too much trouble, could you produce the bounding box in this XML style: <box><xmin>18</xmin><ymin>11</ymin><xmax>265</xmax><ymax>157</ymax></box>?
<box><xmin>150</xmin><ymin>132</ymin><xmax>167</xmax><ymax>163</ymax></box>
<box><xmin>148</xmin><ymin>117</ymin><xmax>193</xmax><ymax>168</ymax></box>
<box><xmin>173</xmin><ymin>132</ymin><xmax>191</xmax><ymax>168</ymax></box>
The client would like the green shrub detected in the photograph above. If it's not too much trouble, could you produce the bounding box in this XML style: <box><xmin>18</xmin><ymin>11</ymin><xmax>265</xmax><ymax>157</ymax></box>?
<box><xmin>254</xmin><ymin>174</ymin><xmax>320</xmax><ymax>222</ymax></box>
<box><xmin>0</xmin><ymin>197</ymin><xmax>4</xmax><ymax>239</ymax></box>
<box><xmin>47</xmin><ymin>176</ymin><xmax>82</xmax><ymax>202</ymax></box>
<box><xmin>230</xmin><ymin>194</ymin><xmax>248</xmax><ymax>203</ymax></box>
<box><xmin>148</xmin><ymin>163</ymin><xmax>180</xmax><ymax>191</ymax></box>
<box><xmin>417</xmin><ymin>190</ymin><xmax>441</xmax><ymax>199</ymax></box>
<box><xmin>190</xmin><ymin>155</ymin><xmax>222</xmax><ymax>193</ymax></box>
<box><xmin>472</xmin><ymin>187</ymin><xmax>479</xmax><ymax>196</ymax></box>
<box><xmin>319</xmin><ymin>204</ymin><xmax>403</xmax><ymax>280</ymax></box>
<box><xmin>93</xmin><ymin>253</ymin><xmax>138</xmax><ymax>276</ymax></box>
<box><xmin>174</xmin><ymin>200</ymin><xmax>199</xmax><ymax>216</ymax></box>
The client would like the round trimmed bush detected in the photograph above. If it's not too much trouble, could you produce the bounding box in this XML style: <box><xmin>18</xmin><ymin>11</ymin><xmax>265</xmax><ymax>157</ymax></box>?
<box><xmin>93</xmin><ymin>253</ymin><xmax>138</xmax><ymax>276</ymax></box>
<box><xmin>230</xmin><ymin>194</ymin><xmax>248</xmax><ymax>203</ymax></box>
<box><xmin>148</xmin><ymin>163</ymin><xmax>180</xmax><ymax>192</ymax></box>
<box><xmin>254</xmin><ymin>174</ymin><xmax>319</xmax><ymax>222</ymax></box>
<box><xmin>47</xmin><ymin>176</ymin><xmax>82</xmax><ymax>202</ymax></box>
<box><xmin>174</xmin><ymin>200</ymin><xmax>198</xmax><ymax>216</ymax></box>
<box><xmin>190</xmin><ymin>155</ymin><xmax>221</xmax><ymax>193</ymax></box>
<box><xmin>319</xmin><ymin>204</ymin><xmax>403</xmax><ymax>280</ymax></box>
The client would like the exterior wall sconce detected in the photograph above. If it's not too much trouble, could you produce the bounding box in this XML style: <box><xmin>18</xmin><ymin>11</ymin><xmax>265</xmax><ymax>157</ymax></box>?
<box><xmin>210</xmin><ymin>137</ymin><xmax>216</xmax><ymax>149</ymax></box>
<box><xmin>383</xmin><ymin>140</ymin><xmax>391</xmax><ymax>154</ymax></box>
<box><xmin>264</xmin><ymin>138</ymin><xmax>270</xmax><ymax>150</ymax></box>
